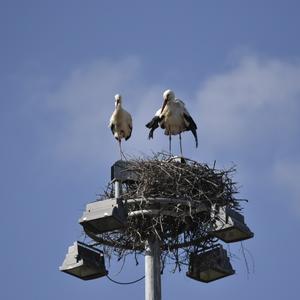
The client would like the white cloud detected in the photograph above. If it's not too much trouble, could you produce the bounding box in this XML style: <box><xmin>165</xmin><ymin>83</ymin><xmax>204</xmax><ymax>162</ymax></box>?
<box><xmin>44</xmin><ymin>57</ymin><xmax>169</xmax><ymax>165</ymax></box>
<box><xmin>273</xmin><ymin>160</ymin><xmax>300</xmax><ymax>215</ymax></box>
<box><xmin>43</xmin><ymin>55</ymin><xmax>300</xmax><ymax>160</ymax></box>
<box><xmin>195</xmin><ymin>56</ymin><xmax>300</xmax><ymax>158</ymax></box>
<box><xmin>42</xmin><ymin>55</ymin><xmax>300</xmax><ymax>162</ymax></box>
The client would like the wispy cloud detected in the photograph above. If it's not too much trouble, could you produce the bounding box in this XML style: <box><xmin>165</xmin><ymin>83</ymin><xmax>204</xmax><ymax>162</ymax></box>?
<box><xmin>196</xmin><ymin>56</ymin><xmax>300</xmax><ymax>158</ymax></box>
<box><xmin>43</xmin><ymin>57</ymin><xmax>169</xmax><ymax>165</ymax></box>
<box><xmin>273</xmin><ymin>160</ymin><xmax>300</xmax><ymax>215</ymax></box>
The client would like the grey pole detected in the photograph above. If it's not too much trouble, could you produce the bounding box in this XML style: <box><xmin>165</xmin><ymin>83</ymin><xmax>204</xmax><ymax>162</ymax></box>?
<box><xmin>114</xmin><ymin>180</ymin><xmax>122</xmax><ymax>198</ymax></box>
<box><xmin>145</xmin><ymin>239</ymin><xmax>161</xmax><ymax>300</ymax></box>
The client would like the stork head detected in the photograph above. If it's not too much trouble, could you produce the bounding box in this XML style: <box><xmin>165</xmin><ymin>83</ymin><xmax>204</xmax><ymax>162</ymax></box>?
<box><xmin>161</xmin><ymin>89</ymin><xmax>175</xmax><ymax>113</ymax></box>
<box><xmin>114</xmin><ymin>94</ymin><xmax>122</xmax><ymax>107</ymax></box>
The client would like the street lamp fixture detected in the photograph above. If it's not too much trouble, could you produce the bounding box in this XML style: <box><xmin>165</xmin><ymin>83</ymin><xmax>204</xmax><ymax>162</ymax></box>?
<box><xmin>59</xmin><ymin>241</ymin><xmax>107</xmax><ymax>280</ymax></box>
<box><xmin>210</xmin><ymin>206</ymin><xmax>254</xmax><ymax>243</ymax></box>
<box><xmin>186</xmin><ymin>245</ymin><xmax>235</xmax><ymax>283</ymax></box>
<box><xmin>79</xmin><ymin>198</ymin><xmax>127</xmax><ymax>234</ymax></box>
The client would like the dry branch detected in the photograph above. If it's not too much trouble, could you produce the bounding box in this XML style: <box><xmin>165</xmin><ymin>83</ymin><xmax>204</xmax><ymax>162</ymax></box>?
<box><xmin>89</xmin><ymin>153</ymin><xmax>243</xmax><ymax>272</ymax></box>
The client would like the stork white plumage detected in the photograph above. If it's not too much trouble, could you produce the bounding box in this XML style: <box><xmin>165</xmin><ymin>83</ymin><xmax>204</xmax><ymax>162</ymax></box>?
<box><xmin>109</xmin><ymin>94</ymin><xmax>132</xmax><ymax>159</ymax></box>
<box><xmin>146</xmin><ymin>89</ymin><xmax>198</xmax><ymax>156</ymax></box>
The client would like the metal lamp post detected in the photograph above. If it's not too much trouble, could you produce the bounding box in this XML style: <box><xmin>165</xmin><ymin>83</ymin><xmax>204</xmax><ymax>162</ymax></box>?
<box><xmin>145</xmin><ymin>239</ymin><xmax>161</xmax><ymax>300</ymax></box>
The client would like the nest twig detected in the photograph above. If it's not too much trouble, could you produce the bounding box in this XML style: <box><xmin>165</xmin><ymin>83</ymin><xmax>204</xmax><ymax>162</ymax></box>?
<box><xmin>88</xmin><ymin>153</ymin><xmax>243</xmax><ymax>272</ymax></box>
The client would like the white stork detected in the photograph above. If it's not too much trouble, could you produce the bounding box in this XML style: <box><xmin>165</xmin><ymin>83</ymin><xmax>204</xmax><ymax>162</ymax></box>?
<box><xmin>146</xmin><ymin>89</ymin><xmax>198</xmax><ymax>156</ymax></box>
<box><xmin>109</xmin><ymin>94</ymin><xmax>132</xmax><ymax>159</ymax></box>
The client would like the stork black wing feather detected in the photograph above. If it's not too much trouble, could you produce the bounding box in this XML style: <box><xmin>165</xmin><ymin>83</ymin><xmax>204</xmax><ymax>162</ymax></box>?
<box><xmin>110</xmin><ymin>124</ymin><xmax>115</xmax><ymax>135</ymax></box>
<box><xmin>146</xmin><ymin>116</ymin><xmax>159</xmax><ymax>128</ymax></box>
<box><xmin>125</xmin><ymin>125</ymin><xmax>132</xmax><ymax>141</ymax></box>
<box><xmin>183</xmin><ymin>113</ymin><xmax>198</xmax><ymax>148</ymax></box>
<box><xmin>146</xmin><ymin>116</ymin><xmax>162</xmax><ymax>139</ymax></box>
<box><xmin>183</xmin><ymin>113</ymin><xmax>197</xmax><ymax>130</ymax></box>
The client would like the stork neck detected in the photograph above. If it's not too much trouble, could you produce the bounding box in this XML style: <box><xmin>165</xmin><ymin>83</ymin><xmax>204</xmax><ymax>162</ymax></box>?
<box><xmin>115</xmin><ymin>103</ymin><xmax>122</xmax><ymax>110</ymax></box>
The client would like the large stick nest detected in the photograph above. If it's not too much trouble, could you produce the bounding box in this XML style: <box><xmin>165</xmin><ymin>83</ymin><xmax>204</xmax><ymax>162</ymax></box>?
<box><xmin>122</xmin><ymin>154</ymin><xmax>239</xmax><ymax>206</ymax></box>
<box><xmin>88</xmin><ymin>153</ymin><xmax>244</xmax><ymax>272</ymax></box>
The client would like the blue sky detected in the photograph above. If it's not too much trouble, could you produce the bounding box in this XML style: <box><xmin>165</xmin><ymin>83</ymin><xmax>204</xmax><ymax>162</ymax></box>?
<box><xmin>1</xmin><ymin>1</ymin><xmax>300</xmax><ymax>299</ymax></box>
